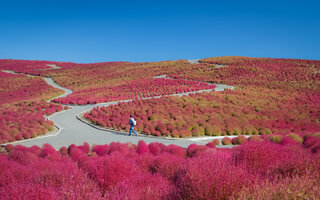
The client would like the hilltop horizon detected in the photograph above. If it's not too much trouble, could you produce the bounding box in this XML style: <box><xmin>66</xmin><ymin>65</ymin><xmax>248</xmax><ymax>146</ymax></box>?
<box><xmin>1</xmin><ymin>55</ymin><xmax>320</xmax><ymax>64</ymax></box>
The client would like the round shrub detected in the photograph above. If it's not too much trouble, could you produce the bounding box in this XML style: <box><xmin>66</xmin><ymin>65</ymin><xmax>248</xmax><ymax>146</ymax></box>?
<box><xmin>313</xmin><ymin>132</ymin><xmax>320</xmax><ymax>138</ymax></box>
<box><xmin>245</xmin><ymin>128</ymin><xmax>253</xmax><ymax>135</ymax></box>
<box><xmin>92</xmin><ymin>144</ymin><xmax>109</xmax><ymax>156</ymax></box>
<box><xmin>166</xmin><ymin>144</ymin><xmax>186</xmax><ymax>157</ymax></box>
<box><xmin>59</xmin><ymin>146</ymin><xmax>68</xmax><ymax>157</ymax></box>
<box><xmin>77</xmin><ymin>142</ymin><xmax>91</xmax><ymax>154</ymax></box>
<box><xmin>269</xmin><ymin>134</ymin><xmax>283</xmax><ymax>144</ymax></box>
<box><xmin>258</xmin><ymin>129</ymin><xmax>266</xmax><ymax>135</ymax></box>
<box><xmin>233</xmin><ymin>127</ymin><xmax>241</xmax><ymax>135</ymax></box>
<box><xmin>265</xmin><ymin>128</ymin><xmax>272</xmax><ymax>134</ymax></box>
<box><xmin>180</xmin><ymin>130</ymin><xmax>192</xmax><ymax>138</ymax></box>
<box><xmin>213</xmin><ymin>139</ymin><xmax>220</xmax><ymax>145</ymax></box>
<box><xmin>5</xmin><ymin>144</ymin><xmax>14</xmax><ymax>152</ymax></box>
<box><xmin>225</xmin><ymin>128</ymin><xmax>233</xmax><ymax>136</ymax></box>
<box><xmin>204</xmin><ymin>126</ymin><xmax>213</xmax><ymax>136</ymax></box>
<box><xmin>232</xmin><ymin>137</ymin><xmax>237</xmax><ymax>145</ymax></box>
<box><xmin>68</xmin><ymin>145</ymin><xmax>86</xmax><ymax>161</ymax></box>
<box><xmin>212</xmin><ymin>125</ymin><xmax>221</xmax><ymax>136</ymax></box>
<box><xmin>104</xmin><ymin>173</ymin><xmax>173</xmax><ymax>200</ymax></box>
<box><xmin>303</xmin><ymin>135</ymin><xmax>320</xmax><ymax>154</ymax></box>
<box><xmin>23</xmin><ymin>132</ymin><xmax>31</xmax><ymax>139</ymax></box>
<box><xmin>235</xmin><ymin>171</ymin><xmax>320</xmax><ymax>200</ymax></box>
<box><xmin>150</xmin><ymin>153</ymin><xmax>186</xmax><ymax>181</ymax></box>
<box><xmin>252</xmin><ymin>129</ymin><xmax>259</xmax><ymax>135</ymax></box>
<box><xmin>205</xmin><ymin>142</ymin><xmax>216</xmax><ymax>148</ymax></box>
<box><xmin>148</xmin><ymin>142</ymin><xmax>162</xmax><ymax>156</ymax></box>
<box><xmin>248</xmin><ymin>135</ymin><xmax>263</xmax><ymax>142</ymax></box>
<box><xmin>171</xmin><ymin>130</ymin><xmax>179</xmax><ymax>138</ymax></box>
<box><xmin>192</xmin><ymin>128</ymin><xmax>200</xmax><ymax>137</ymax></box>
<box><xmin>15</xmin><ymin>134</ymin><xmax>23</xmax><ymax>141</ymax></box>
<box><xmin>48</xmin><ymin>126</ymin><xmax>54</xmax><ymax>131</ymax></box>
<box><xmin>198</xmin><ymin>126</ymin><xmax>205</xmax><ymax>136</ymax></box>
<box><xmin>86</xmin><ymin>152</ymin><xmax>140</xmax><ymax>193</ymax></box>
<box><xmin>222</xmin><ymin>137</ymin><xmax>232</xmax><ymax>145</ymax></box>
<box><xmin>232</xmin><ymin>141</ymin><xmax>285</xmax><ymax>174</ymax></box>
<box><xmin>137</xmin><ymin>140</ymin><xmax>150</xmax><ymax>155</ymax></box>
<box><xmin>236</xmin><ymin>135</ymin><xmax>247</xmax><ymax>145</ymax></box>
<box><xmin>174</xmin><ymin>153</ymin><xmax>251</xmax><ymax>200</ymax></box>
<box><xmin>286</xmin><ymin>133</ymin><xmax>303</xmax><ymax>143</ymax></box>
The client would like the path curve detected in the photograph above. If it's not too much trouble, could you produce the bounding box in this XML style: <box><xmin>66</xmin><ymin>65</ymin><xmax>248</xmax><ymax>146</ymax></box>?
<box><xmin>187</xmin><ymin>59</ymin><xmax>200</xmax><ymax>64</ymax></box>
<box><xmin>2</xmin><ymin>68</ymin><xmax>236</xmax><ymax>149</ymax></box>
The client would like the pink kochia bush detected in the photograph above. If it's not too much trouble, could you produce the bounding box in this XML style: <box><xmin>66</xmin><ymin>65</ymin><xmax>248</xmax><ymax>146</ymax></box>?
<box><xmin>0</xmin><ymin>102</ymin><xmax>64</xmax><ymax>144</ymax></box>
<box><xmin>52</xmin><ymin>78</ymin><xmax>216</xmax><ymax>105</ymax></box>
<box><xmin>1</xmin><ymin>139</ymin><xmax>320</xmax><ymax>200</ymax></box>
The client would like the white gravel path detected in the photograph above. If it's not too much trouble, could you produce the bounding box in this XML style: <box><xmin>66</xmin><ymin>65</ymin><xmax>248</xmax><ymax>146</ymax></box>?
<box><xmin>46</xmin><ymin>64</ymin><xmax>61</xmax><ymax>69</ymax></box>
<box><xmin>1</xmin><ymin>68</ymin><xmax>237</xmax><ymax>149</ymax></box>
<box><xmin>187</xmin><ymin>59</ymin><xmax>200</xmax><ymax>64</ymax></box>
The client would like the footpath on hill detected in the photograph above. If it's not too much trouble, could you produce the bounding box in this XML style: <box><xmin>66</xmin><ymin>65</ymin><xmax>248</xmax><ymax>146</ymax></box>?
<box><xmin>1</xmin><ymin>60</ymin><xmax>236</xmax><ymax>149</ymax></box>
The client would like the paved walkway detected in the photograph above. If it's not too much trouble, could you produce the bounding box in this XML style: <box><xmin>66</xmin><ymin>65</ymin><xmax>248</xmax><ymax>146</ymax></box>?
<box><xmin>1</xmin><ymin>62</ymin><xmax>236</xmax><ymax>149</ymax></box>
<box><xmin>187</xmin><ymin>59</ymin><xmax>200</xmax><ymax>64</ymax></box>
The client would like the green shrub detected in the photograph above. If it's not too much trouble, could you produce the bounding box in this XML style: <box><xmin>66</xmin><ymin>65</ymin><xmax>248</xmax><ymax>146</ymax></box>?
<box><xmin>313</xmin><ymin>132</ymin><xmax>320</xmax><ymax>138</ymax></box>
<box><xmin>205</xmin><ymin>126</ymin><xmax>213</xmax><ymax>136</ymax></box>
<box><xmin>286</xmin><ymin>133</ymin><xmax>303</xmax><ymax>143</ymax></box>
<box><xmin>212</xmin><ymin>125</ymin><xmax>221</xmax><ymax>136</ymax></box>
<box><xmin>258</xmin><ymin>129</ymin><xmax>265</xmax><ymax>135</ymax></box>
<box><xmin>226</xmin><ymin>128</ymin><xmax>233</xmax><ymax>136</ymax></box>
<box><xmin>198</xmin><ymin>127</ymin><xmax>205</xmax><ymax>136</ymax></box>
<box><xmin>252</xmin><ymin>129</ymin><xmax>259</xmax><ymax>135</ymax></box>
<box><xmin>264</xmin><ymin>128</ymin><xmax>272</xmax><ymax>134</ymax></box>
<box><xmin>245</xmin><ymin>128</ymin><xmax>253</xmax><ymax>135</ymax></box>
<box><xmin>48</xmin><ymin>126</ymin><xmax>54</xmax><ymax>131</ymax></box>
<box><xmin>233</xmin><ymin>127</ymin><xmax>241</xmax><ymax>135</ymax></box>
<box><xmin>269</xmin><ymin>135</ymin><xmax>283</xmax><ymax>144</ymax></box>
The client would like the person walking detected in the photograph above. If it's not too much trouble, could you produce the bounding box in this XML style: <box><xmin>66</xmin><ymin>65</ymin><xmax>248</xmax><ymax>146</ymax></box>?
<box><xmin>129</xmin><ymin>114</ymin><xmax>138</xmax><ymax>136</ymax></box>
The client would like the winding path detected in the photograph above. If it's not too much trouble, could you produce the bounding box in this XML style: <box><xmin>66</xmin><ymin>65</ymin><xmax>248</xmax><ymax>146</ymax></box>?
<box><xmin>2</xmin><ymin>61</ymin><xmax>236</xmax><ymax>149</ymax></box>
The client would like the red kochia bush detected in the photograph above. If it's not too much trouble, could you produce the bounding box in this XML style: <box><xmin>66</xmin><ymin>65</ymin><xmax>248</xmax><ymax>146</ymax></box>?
<box><xmin>1</xmin><ymin>139</ymin><xmax>320</xmax><ymax>200</ymax></box>
<box><xmin>303</xmin><ymin>135</ymin><xmax>320</xmax><ymax>154</ymax></box>
<box><xmin>92</xmin><ymin>144</ymin><xmax>110</xmax><ymax>156</ymax></box>
<box><xmin>40</xmin><ymin>143</ymin><xmax>59</xmax><ymax>160</ymax></box>
<box><xmin>232</xmin><ymin>141</ymin><xmax>286</xmax><ymax>175</ymax></box>
<box><xmin>213</xmin><ymin>139</ymin><xmax>220</xmax><ymax>145</ymax></box>
<box><xmin>222</xmin><ymin>137</ymin><xmax>232</xmax><ymax>145</ymax></box>
<box><xmin>137</xmin><ymin>140</ymin><xmax>150</xmax><ymax>154</ymax></box>
<box><xmin>68</xmin><ymin>144</ymin><xmax>86</xmax><ymax>161</ymax></box>
<box><xmin>186</xmin><ymin>144</ymin><xmax>214</xmax><ymax>158</ymax></box>
<box><xmin>165</xmin><ymin>144</ymin><xmax>186</xmax><ymax>157</ymax></box>
<box><xmin>150</xmin><ymin>153</ymin><xmax>187</xmax><ymax>182</ymax></box>
<box><xmin>174</xmin><ymin>152</ymin><xmax>251</xmax><ymax>200</ymax></box>
<box><xmin>236</xmin><ymin>135</ymin><xmax>247</xmax><ymax>144</ymax></box>
<box><xmin>0</xmin><ymin>156</ymin><xmax>101</xmax><ymax>200</ymax></box>
<box><xmin>84</xmin><ymin>152</ymin><xmax>139</xmax><ymax>195</ymax></box>
<box><xmin>77</xmin><ymin>142</ymin><xmax>91</xmax><ymax>154</ymax></box>
<box><xmin>235</xmin><ymin>170</ymin><xmax>320</xmax><ymax>200</ymax></box>
<box><xmin>268</xmin><ymin>144</ymin><xmax>320</xmax><ymax>178</ymax></box>
<box><xmin>148</xmin><ymin>142</ymin><xmax>163</xmax><ymax>156</ymax></box>
<box><xmin>104</xmin><ymin>173</ymin><xmax>174</xmax><ymax>200</ymax></box>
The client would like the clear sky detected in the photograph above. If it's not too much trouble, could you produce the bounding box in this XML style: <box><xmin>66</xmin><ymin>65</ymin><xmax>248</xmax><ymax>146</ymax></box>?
<box><xmin>1</xmin><ymin>0</ymin><xmax>319</xmax><ymax>63</ymax></box>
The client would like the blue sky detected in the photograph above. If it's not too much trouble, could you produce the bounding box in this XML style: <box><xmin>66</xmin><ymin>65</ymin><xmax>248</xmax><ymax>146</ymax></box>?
<box><xmin>0</xmin><ymin>0</ymin><xmax>319</xmax><ymax>63</ymax></box>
